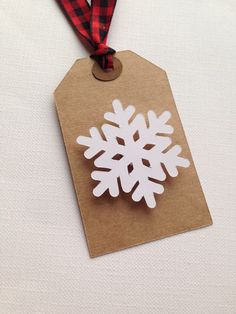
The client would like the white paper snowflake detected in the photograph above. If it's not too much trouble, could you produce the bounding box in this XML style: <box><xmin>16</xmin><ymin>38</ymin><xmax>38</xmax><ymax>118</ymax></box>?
<box><xmin>77</xmin><ymin>99</ymin><xmax>190</xmax><ymax>208</ymax></box>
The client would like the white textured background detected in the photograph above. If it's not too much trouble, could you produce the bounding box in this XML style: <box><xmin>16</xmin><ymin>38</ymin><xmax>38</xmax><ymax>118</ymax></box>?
<box><xmin>1</xmin><ymin>1</ymin><xmax>236</xmax><ymax>313</ymax></box>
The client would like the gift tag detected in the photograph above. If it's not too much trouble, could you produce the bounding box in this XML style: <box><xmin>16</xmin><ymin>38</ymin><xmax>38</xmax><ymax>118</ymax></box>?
<box><xmin>55</xmin><ymin>50</ymin><xmax>212</xmax><ymax>257</ymax></box>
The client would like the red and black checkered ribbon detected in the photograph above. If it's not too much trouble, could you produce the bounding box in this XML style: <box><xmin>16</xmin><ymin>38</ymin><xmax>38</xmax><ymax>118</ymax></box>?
<box><xmin>57</xmin><ymin>0</ymin><xmax>117</xmax><ymax>69</ymax></box>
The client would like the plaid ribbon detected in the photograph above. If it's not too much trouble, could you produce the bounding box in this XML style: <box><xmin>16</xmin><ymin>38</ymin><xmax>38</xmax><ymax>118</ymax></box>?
<box><xmin>57</xmin><ymin>0</ymin><xmax>117</xmax><ymax>69</ymax></box>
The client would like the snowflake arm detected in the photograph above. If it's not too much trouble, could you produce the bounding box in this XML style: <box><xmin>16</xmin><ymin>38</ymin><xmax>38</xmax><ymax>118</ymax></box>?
<box><xmin>148</xmin><ymin>110</ymin><xmax>174</xmax><ymax>135</ymax></box>
<box><xmin>104</xmin><ymin>99</ymin><xmax>135</xmax><ymax>127</ymax></box>
<box><xmin>160</xmin><ymin>144</ymin><xmax>190</xmax><ymax>177</ymax></box>
<box><xmin>92</xmin><ymin>169</ymin><xmax>120</xmax><ymax>197</ymax></box>
<box><xmin>77</xmin><ymin>127</ymin><xmax>108</xmax><ymax>159</ymax></box>
<box><xmin>128</xmin><ymin>159</ymin><xmax>165</xmax><ymax>208</ymax></box>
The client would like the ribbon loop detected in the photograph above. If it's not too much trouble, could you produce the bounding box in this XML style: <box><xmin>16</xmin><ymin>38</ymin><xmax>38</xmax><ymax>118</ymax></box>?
<box><xmin>91</xmin><ymin>43</ymin><xmax>115</xmax><ymax>70</ymax></box>
<box><xmin>93</xmin><ymin>43</ymin><xmax>111</xmax><ymax>56</ymax></box>
<box><xmin>58</xmin><ymin>0</ymin><xmax>117</xmax><ymax>70</ymax></box>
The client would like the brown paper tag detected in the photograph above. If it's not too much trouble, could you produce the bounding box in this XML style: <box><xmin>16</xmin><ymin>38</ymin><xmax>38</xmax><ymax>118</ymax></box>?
<box><xmin>54</xmin><ymin>50</ymin><xmax>212</xmax><ymax>257</ymax></box>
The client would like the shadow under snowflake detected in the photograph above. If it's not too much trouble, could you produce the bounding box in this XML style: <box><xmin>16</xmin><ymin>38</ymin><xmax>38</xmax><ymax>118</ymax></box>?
<box><xmin>77</xmin><ymin>99</ymin><xmax>190</xmax><ymax>208</ymax></box>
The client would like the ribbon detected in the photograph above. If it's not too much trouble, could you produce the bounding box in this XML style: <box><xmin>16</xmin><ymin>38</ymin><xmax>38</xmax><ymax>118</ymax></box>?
<box><xmin>57</xmin><ymin>0</ymin><xmax>117</xmax><ymax>70</ymax></box>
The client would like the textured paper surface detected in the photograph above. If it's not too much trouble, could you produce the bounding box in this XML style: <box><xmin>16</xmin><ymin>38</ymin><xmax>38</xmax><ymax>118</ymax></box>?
<box><xmin>55</xmin><ymin>51</ymin><xmax>212</xmax><ymax>257</ymax></box>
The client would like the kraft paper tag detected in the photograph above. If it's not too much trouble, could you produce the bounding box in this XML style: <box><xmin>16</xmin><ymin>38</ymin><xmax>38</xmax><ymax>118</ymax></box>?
<box><xmin>54</xmin><ymin>50</ymin><xmax>212</xmax><ymax>257</ymax></box>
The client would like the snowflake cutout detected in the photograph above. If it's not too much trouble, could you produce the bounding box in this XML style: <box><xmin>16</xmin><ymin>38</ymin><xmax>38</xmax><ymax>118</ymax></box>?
<box><xmin>77</xmin><ymin>99</ymin><xmax>190</xmax><ymax>208</ymax></box>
